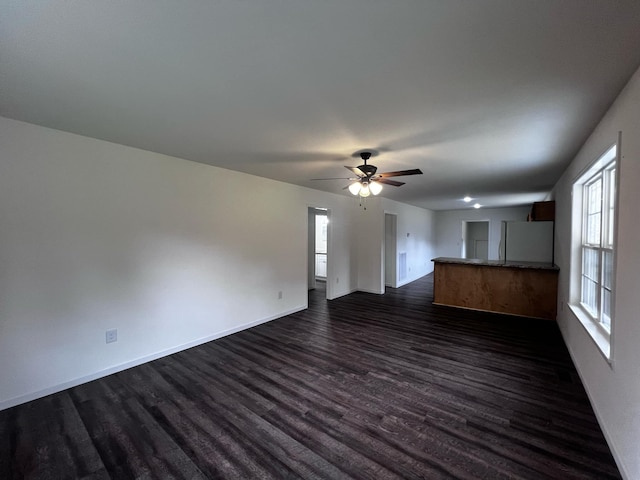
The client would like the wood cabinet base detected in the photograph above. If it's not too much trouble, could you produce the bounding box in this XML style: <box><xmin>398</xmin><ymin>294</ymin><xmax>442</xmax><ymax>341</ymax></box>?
<box><xmin>433</xmin><ymin>262</ymin><xmax>558</xmax><ymax>320</ymax></box>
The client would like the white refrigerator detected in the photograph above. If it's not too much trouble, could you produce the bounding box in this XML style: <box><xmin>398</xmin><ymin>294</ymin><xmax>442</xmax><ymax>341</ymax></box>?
<box><xmin>499</xmin><ymin>221</ymin><xmax>554</xmax><ymax>263</ymax></box>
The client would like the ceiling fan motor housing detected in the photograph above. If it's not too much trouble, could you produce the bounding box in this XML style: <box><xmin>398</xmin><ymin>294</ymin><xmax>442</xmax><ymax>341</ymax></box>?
<box><xmin>358</xmin><ymin>151</ymin><xmax>377</xmax><ymax>177</ymax></box>
<box><xmin>359</xmin><ymin>164</ymin><xmax>377</xmax><ymax>177</ymax></box>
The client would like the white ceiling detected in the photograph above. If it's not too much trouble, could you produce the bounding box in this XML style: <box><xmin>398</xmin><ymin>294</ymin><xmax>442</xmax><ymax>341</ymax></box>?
<box><xmin>2</xmin><ymin>1</ymin><xmax>640</xmax><ymax>210</ymax></box>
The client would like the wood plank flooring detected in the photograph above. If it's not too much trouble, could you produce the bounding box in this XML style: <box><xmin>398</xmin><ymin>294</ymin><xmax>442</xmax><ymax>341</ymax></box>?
<box><xmin>0</xmin><ymin>275</ymin><xmax>621</xmax><ymax>479</ymax></box>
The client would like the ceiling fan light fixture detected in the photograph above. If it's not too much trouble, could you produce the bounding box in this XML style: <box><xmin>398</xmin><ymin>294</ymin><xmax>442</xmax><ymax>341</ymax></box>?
<box><xmin>369</xmin><ymin>181</ymin><xmax>383</xmax><ymax>195</ymax></box>
<box><xmin>348</xmin><ymin>182</ymin><xmax>362</xmax><ymax>195</ymax></box>
<box><xmin>317</xmin><ymin>150</ymin><xmax>422</xmax><ymax>200</ymax></box>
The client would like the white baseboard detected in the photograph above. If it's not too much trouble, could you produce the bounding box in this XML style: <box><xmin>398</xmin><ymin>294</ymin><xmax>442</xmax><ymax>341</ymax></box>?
<box><xmin>557</xmin><ymin>321</ymin><xmax>630</xmax><ymax>480</ymax></box>
<box><xmin>357</xmin><ymin>287</ymin><xmax>384</xmax><ymax>294</ymax></box>
<box><xmin>328</xmin><ymin>287</ymin><xmax>357</xmax><ymax>300</ymax></box>
<box><xmin>0</xmin><ymin>305</ymin><xmax>306</xmax><ymax>411</ymax></box>
<box><xmin>360</xmin><ymin>272</ymin><xmax>432</xmax><ymax>294</ymax></box>
<box><xmin>396</xmin><ymin>271</ymin><xmax>431</xmax><ymax>288</ymax></box>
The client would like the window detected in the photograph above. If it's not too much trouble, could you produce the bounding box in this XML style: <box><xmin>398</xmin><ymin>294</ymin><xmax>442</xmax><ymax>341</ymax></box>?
<box><xmin>315</xmin><ymin>214</ymin><xmax>328</xmax><ymax>279</ymax></box>
<box><xmin>571</xmin><ymin>144</ymin><xmax>617</xmax><ymax>359</ymax></box>
<box><xmin>581</xmin><ymin>163</ymin><xmax>615</xmax><ymax>328</ymax></box>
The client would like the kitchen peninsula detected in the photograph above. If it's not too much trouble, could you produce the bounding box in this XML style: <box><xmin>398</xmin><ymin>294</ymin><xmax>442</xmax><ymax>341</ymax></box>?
<box><xmin>432</xmin><ymin>257</ymin><xmax>559</xmax><ymax>320</ymax></box>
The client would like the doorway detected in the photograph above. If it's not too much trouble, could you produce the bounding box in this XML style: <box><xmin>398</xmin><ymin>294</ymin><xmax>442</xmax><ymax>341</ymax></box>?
<box><xmin>308</xmin><ymin>207</ymin><xmax>330</xmax><ymax>299</ymax></box>
<box><xmin>384</xmin><ymin>213</ymin><xmax>397</xmax><ymax>288</ymax></box>
<box><xmin>462</xmin><ymin>221</ymin><xmax>489</xmax><ymax>260</ymax></box>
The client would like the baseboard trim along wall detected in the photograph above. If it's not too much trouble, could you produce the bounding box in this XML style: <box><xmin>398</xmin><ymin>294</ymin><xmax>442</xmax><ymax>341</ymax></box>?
<box><xmin>559</xmin><ymin>326</ymin><xmax>629</xmax><ymax>480</ymax></box>
<box><xmin>0</xmin><ymin>305</ymin><xmax>306</xmax><ymax>412</ymax></box>
<box><xmin>328</xmin><ymin>287</ymin><xmax>358</xmax><ymax>300</ymax></box>
<box><xmin>357</xmin><ymin>288</ymin><xmax>385</xmax><ymax>295</ymax></box>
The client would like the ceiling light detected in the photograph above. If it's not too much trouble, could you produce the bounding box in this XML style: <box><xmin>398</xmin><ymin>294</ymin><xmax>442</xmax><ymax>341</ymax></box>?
<box><xmin>316</xmin><ymin>151</ymin><xmax>421</xmax><ymax>200</ymax></box>
<box><xmin>474</xmin><ymin>203</ymin><xmax>481</xmax><ymax>209</ymax></box>
<box><xmin>348</xmin><ymin>182</ymin><xmax>361</xmax><ymax>195</ymax></box>
<box><xmin>349</xmin><ymin>180</ymin><xmax>382</xmax><ymax>197</ymax></box>
<box><xmin>463</xmin><ymin>196</ymin><xmax>472</xmax><ymax>202</ymax></box>
<box><xmin>369</xmin><ymin>181</ymin><xmax>383</xmax><ymax>195</ymax></box>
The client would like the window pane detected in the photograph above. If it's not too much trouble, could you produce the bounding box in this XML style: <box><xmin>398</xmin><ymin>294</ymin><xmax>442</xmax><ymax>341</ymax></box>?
<box><xmin>602</xmin><ymin>289</ymin><xmax>611</xmax><ymax>330</ymax></box>
<box><xmin>607</xmin><ymin>168</ymin><xmax>616</xmax><ymax>247</ymax></box>
<box><xmin>582</xmin><ymin>248</ymin><xmax>599</xmax><ymax>281</ymax></box>
<box><xmin>587</xmin><ymin>178</ymin><xmax>602</xmax><ymax>214</ymax></box>
<box><xmin>603</xmin><ymin>250</ymin><xmax>613</xmax><ymax>289</ymax></box>
<box><xmin>581</xmin><ymin>248</ymin><xmax>599</xmax><ymax>315</ymax></box>
<box><xmin>315</xmin><ymin>215</ymin><xmax>328</xmax><ymax>254</ymax></box>
<box><xmin>585</xmin><ymin>178</ymin><xmax>602</xmax><ymax>245</ymax></box>
<box><xmin>582</xmin><ymin>276</ymin><xmax>598</xmax><ymax>315</ymax></box>
<box><xmin>586</xmin><ymin>212</ymin><xmax>601</xmax><ymax>244</ymax></box>
<box><xmin>609</xmin><ymin>167</ymin><xmax>616</xmax><ymax>205</ymax></box>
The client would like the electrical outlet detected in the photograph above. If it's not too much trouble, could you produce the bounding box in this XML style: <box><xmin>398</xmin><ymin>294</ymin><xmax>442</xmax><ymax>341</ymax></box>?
<box><xmin>336</xmin><ymin>277</ymin><xmax>339</xmax><ymax>284</ymax></box>
<box><xmin>278</xmin><ymin>291</ymin><xmax>283</xmax><ymax>299</ymax></box>
<box><xmin>106</xmin><ymin>329</ymin><xmax>118</xmax><ymax>344</ymax></box>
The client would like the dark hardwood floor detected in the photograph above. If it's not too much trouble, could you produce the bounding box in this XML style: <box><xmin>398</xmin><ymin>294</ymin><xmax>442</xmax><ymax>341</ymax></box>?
<box><xmin>0</xmin><ymin>275</ymin><xmax>621</xmax><ymax>479</ymax></box>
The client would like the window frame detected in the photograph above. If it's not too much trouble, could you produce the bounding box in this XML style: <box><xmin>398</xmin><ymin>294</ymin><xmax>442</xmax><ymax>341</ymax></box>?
<box><xmin>579</xmin><ymin>163</ymin><xmax>615</xmax><ymax>329</ymax></box>
<box><xmin>570</xmin><ymin>142</ymin><xmax>619</xmax><ymax>361</ymax></box>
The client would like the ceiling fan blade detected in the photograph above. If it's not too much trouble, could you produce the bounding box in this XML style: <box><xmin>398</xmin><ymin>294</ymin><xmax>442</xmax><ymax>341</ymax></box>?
<box><xmin>376</xmin><ymin>178</ymin><xmax>405</xmax><ymax>187</ymax></box>
<box><xmin>310</xmin><ymin>177</ymin><xmax>355</xmax><ymax>181</ymax></box>
<box><xmin>345</xmin><ymin>166</ymin><xmax>365</xmax><ymax>176</ymax></box>
<box><xmin>377</xmin><ymin>168</ymin><xmax>423</xmax><ymax>178</ymax></box>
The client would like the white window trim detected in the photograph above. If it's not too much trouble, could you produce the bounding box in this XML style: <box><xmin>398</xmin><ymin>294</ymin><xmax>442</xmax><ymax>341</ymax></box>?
<box><xmin>568</xmin><ymin>304</ymin><xmax>611</xmax><ymax>359</ymax></box>
<box><xmin>569</xmin><ymin>139</ymin><xmax>620</xmax><ymax>363</ymax></box>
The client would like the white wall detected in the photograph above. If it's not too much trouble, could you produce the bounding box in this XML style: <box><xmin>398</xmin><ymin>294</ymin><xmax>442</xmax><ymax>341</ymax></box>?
<box><xmin>0</xmin><ymin>117</ymin><xmax>361</xmax><ymax>409</ymax></box>
<box><xmin>383</xmin><ymin>198</ymin><xmax>436</xmax><ymax>288</ymax></box>
<box><xmin>304</xmin><ymin>194</ymin><xmax>361</xmax><ymax>300</ymax></box>
<box><xmin>348</xmin><ymin>197</ymin><xmax>436</xmax><ymax>294</ymax></box>
<box><xmin>551</xmin><ymin>66</ymin><xmax>640</xmax><ymax>480</ymax></box>
<box><xmin>434</xmin><ymin>206</ymin><xmax>531</xmax><ymax>260</ymax></box>
<box><xmin>354</xmin><ymin>197</ymin><xmax>386</xmax><ymax>294</ymax></box>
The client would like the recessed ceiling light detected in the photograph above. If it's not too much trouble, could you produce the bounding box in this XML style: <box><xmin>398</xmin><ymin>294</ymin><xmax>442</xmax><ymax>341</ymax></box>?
<box><xmin>473</xmin><ymin>203</ymin><xmax>481</xmax><ymax>209</ymax></box>
<box><xmin>463</xmin><ymin>196</ymin><xmax>472</xmax><ymax>202</ymax></box>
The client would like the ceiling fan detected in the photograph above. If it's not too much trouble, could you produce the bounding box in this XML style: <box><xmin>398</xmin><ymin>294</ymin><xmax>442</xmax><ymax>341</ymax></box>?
<box><xmin>313</xmin><ymin>151</ymin><xmax>423</xmax><ymax>198</ymax></box>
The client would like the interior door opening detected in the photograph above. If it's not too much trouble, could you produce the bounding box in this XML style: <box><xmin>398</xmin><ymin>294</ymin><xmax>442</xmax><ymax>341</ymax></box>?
<box><xmin>308</xmin><ymin>207</ymin><xmax>330</xmax><ymax>299</ymax></box>
<box><xmin>462</xmin><ymin>220</ymin><xmax>489</xmax><ymax>260</ymax></box>
<box><xmin>384</xmin><ymin>213</ymin><xmax>398</xmax><ymax>289</ymax></box>
<box><xmin>315</xmin><ymin>214</ymin><xmax>328</xmax><ymax>281</ymax></box>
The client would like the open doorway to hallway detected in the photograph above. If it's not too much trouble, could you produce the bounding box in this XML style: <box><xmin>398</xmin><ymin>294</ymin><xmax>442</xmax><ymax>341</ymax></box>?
<box><xmin>314</xmin><ymin>214</ymin><xmax>328</xmax><ymax>282</ymax></box>
<box><xmin>308</xmin><ymin>207</ymin><xmax>330</xmax><ymax>299</ymax></box>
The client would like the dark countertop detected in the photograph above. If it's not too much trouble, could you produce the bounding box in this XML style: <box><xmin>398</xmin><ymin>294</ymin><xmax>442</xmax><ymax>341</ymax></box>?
<box><xmin>432</xmin><ymin>257</ymin><xmax>559</xmax><ymax>271</ymax></box>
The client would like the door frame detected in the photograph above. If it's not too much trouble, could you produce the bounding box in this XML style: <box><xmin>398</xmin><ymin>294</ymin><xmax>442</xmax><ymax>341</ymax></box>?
<box><xmin>307</xmin><ymin>206</ymin><xmax>331</xmax><ymax>300</ymax></box>
<box><xmin>384</xmin><ymin>212</ymin><xmax>398</xmax><ymax>289</ymax></box>
<box><xmin>461</xmin><ymin>220</ymin><xmax>490</xmax><ymax>260</ymax></box>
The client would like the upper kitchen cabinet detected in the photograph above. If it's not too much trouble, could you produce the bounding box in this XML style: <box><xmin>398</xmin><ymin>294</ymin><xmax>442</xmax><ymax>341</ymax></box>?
<box><xmin>528</xmin><ymin>201</ymin><xmax>555</xmax><ymax>222</ymax></box>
